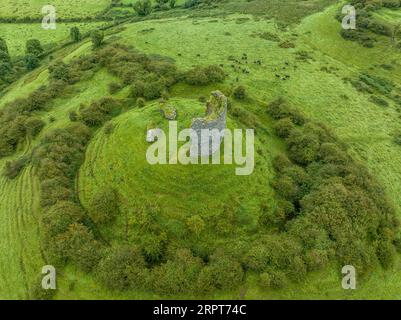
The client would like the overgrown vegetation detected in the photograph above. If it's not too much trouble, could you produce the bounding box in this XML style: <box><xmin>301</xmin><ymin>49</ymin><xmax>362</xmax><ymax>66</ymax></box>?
<box><xmin>267</xmin><ymin>98</ymin><xmax>399</xmax><ymax>277</ymax></box>
<box><xmin>338</xmin><ymin>0</ymin><xmax>401</xmax><ymax>47</ymax></box>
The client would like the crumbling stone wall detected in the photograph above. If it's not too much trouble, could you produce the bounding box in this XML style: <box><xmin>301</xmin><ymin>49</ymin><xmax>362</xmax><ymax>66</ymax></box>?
<box><xmin>190</xmin><ymin>91</ymin><xmax>227</xmax><ymax>157</ymax></box>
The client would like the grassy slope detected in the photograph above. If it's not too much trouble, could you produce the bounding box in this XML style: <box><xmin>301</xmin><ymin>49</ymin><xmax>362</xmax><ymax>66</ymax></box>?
<box><xmin>374</xmin><ymin>7</ymin><xmax>401</xmax><ymax>24</ymax></box>
<box><xmin>0</xmin><ymin>39</ymin><xmax>118</xmax><ymax>299</ymax></box>
<box><xmin>1</xmin><ymin>2</ymin><xmax>401</xmax><ymax>299</ymax></box>
<box><xmin>0</xmin><ymin>0</ymin><xmax>110</xmax><ymax>19</ymax></box>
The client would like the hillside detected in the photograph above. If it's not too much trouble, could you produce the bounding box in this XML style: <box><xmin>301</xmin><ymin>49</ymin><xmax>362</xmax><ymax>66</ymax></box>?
<box><xmin>1</xmin><ymin>0</ymin><xmax>401</xmax><ymax>300</ymax></box>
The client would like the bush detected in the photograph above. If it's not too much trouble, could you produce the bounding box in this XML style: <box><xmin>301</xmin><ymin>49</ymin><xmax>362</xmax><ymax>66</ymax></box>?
<box><xmin>69</xmin><ymin>111</ymin><xmax>78</xmax><ymax>122</ymax></box>
<box><xmin>80</xmin><ymin>97</ymin><xmax>122</xmax><ymax>127</ymax></box>
<box><xmin>136</xmin><ymin>97</ymin><xmax>146</xmax><ymax>108</ymax></box>
<box><xmin>233</xmin><ymin>85</ymin><xmax>246</xmax><ymax>100</ymax></box>
<box><xmin>151</xmin><ymin>249</ymin><xmax>203</xmax><ymax>294</ymax></box>
<box><xmin>104</xmin><ymin>122</ymin><xmax>115</xmax><ymax>135</ymax></box>
<box><xmin>26</xmin><ymin>39</ymin><xmax>43</xmax><ymax>57</ymax></box>
<box><xmin>273</xmin><ymin>117</ymin><xmax>295</xmax><ymax>138</ymax></box>
<box><xmin>197</xmin><ymin>250</ymin><xmax>244</xmax><ymax>292</ymax></box>
<box><xmin>49</xmin><ymin>61</ymin><xmax>70</xmax><ymax>82</ymax></box>
<box><xmin>287</xmin><ymin>129</ymin><xmax>320</xmax><ymax>165</ymax></box>
<box><xmin>91</xmin><ymin>30</ymin><xmax>104</xmax><ymax>49</ymax></box>
<box><xmin>259</xmin><ymin>273</ymin><xmax>271</xmax><ymax>290</ymax></box>
<box><xmin>267</xmin><ymin>98</ymin><xmax>305</xmax><ymax>125</ymax></box>
<box><xmin>369</xmin><ymin>95</ymin><xmax>389</xmax><ymax>107</ymax></box>
<box><xmin>70</xmin><ymin>27</ymin><xmax>81</xmax><ymax>42</ymax></box>
<box><xmin>52</xmin><ymin>223</ymin><xmax>101</xmax><ymax>272</ymax></box>
<box><xmin>24</xmin><ymin>54</ymin><xmax>40</xmax><ymax>70</ymax></box>
<box><xmin>133</xmin><ymin>0</ymin><xmax>153</xmax><ymax>16</ymax></box>
<box><xmin>89</xmin><ymin>188</ymin><xmax>120</xmax><ymax>225</ymax></box>
<box><xmin>3</xmin><ymin>156</ymin><xmax>29</xmax><ymax>179</ymax></box>
<box><xmin>25</xmin><ymin>117</ymin><xmax>45</xmax><ymax>137</ymax></box>
<box><xmin>185</xmin><ymin>65</ymin><xmax>225</xmax><ymax>85</ymax></box>
<box><xmin>96</xmin><ymin>246</ymin><xmax>148</xmax><ymax>291</ymax></box>
<box><xmin>41</xmin><ymin>201</ymin><xmax>84</xmax><ymax>238</ymax></box>
<box><xmin>108</xmin><ymin>82</ymin><xmax>122</xmax><ymax>94</ymax></box>
<box><xmin>267</xmin><ymin>269</ymin><xmax>288</xmax><ymax>289</ymax></box>
<box><xmin>304</xmin><ymin>249</ymin><xmax>329</xmax><ymax>271</ymax></box>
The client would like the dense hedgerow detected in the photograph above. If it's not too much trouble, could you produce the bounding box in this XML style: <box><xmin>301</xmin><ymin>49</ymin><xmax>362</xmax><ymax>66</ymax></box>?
<box><xmin>266</xmin><ymin>98</ymin><xmax>399</xmax><ymax>276</ymax></box>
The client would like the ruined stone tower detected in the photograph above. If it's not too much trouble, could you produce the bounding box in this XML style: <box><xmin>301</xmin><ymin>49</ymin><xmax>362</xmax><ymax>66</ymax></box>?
<box><xmin>190</xmin><ymin>91</ymin><xmax>228</xmax><ymax>157</ymax></box>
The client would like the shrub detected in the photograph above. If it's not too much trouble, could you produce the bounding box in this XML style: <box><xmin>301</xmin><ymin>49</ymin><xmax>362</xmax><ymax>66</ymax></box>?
<box><xmin>70</xmin><ymin>27</ymin><xmax>81</xmax><ymax>42</ymax></box>
<box><xmin>108</xmin><ymin>82</ymin><xmax>122</xmax><ymax>94</ymax></box>
<box><xmin>369</xmin><ymin>95</ymin><xmax>389</xmax><ymax>107</ymax></box>
<box><xmin>69</xmin><ymin>111</ymin><xmax>78</xmax><ymax>122</ymax></box>
<box><xmin>287</xmin><ymin>129</ymin><xmax>320</xmax><ymax>165</ymax></box>
<box><xmin>3</xmin><ymin>156</ymin><xmax>29</xmax><ymax>179</ymax></box>
<box><xmin>259</xmin><ymin>273</ymin><xmax>271</xmax><ymax>290</ymax></box>
<box><xmin>272</xmin><ymin>154</ymin><xmax>292</xmax><ymax>173</ymax></box>
<box><xmin>273</xmin><ymin>117</ymin><xmax>295</xmax><ymax>138</ymax></box>
<box><xmin>136</xmin><ymin>97</ymin><xmax>146</xmax><ymax>108</ymax></box>
<box><xmin>267</xmin><ymin>98</ymin><xmax>305</xmax><ymax>125</ymax></box>
<box><xmin>80</xmin><ymin>97</ymin><xmax>122</xmax><ymax>127</ymax></box>
<box><xmin>25</xmin><ymin>117</ymin><xmax>45</xmax><ymax>137</ymax></box>
<box><xmin>104</xmin><ymin>122</ymin><xmax>115</xmax><ymax>135</ymax></box>
<box><xmin>377</xmin><ymin>240</ymin><xmax>396</xmax><ymax>269</ymax></box>
<box><xmin>0</xmin><ymin>38</ymin><xmax>9</xmax><ymax>56</ymax></box>
<box><xmin>41</xmin><ymin>201</ymin><xmax>84</xmax><ymax>238</ymax></box>
<box><xmin>26</xmin><ymin>39</ymin><xmax>43</xmax><ymax>57</ymax></box>
<box><xmin>91</xmin><ymin>30</ymin><xmax>104</xmax><ymax>49</ymax></box>
<box><xmin>89</xmin><ymin>188</ymin><xmax>120</xmax><ymax>225</ymax></box>
<box><xmin>185</xmin><ymin>65</ymin><xmax>225</xmax><ymax>85</ymax></box>
<box><xmin>186</xmin><ymin>215</ymin><xmax>205</xmax><ymax>236</ymax></box>
<box><xmin>151</xmin><ymin>249</ymin><xmax>203</xmax><ymax>294</ymax></box>
<box><xmin>52</xmin><ymin>223</ymin><xmax>101</xmax><ymax>272</ymax></box>
<box><xmin>233</xmin><ymin>85</ymin><xmax>246</xmax><ymax>100</ymax></box>
<box><xmin>266</xmin><ymin>269</ymin><xmax>288</xmax><ymax>289</ymax></box>
<box><xmin>133</xmin><ymin>0</ymin><xmax>153</xmax><ymax>16</ymax></box>
<box><xmin>24</xmin><ymin>54</ymin><xmax>40</xmax><ymax>70</ymax></box>
<box><xmin>197</xmin><ymin>250</ymin><xmax>244</xmax><ymax>292</ymax></box>
<box><xmin>49</xmin><ymin>61</ymin><xmax>70</xmax><ymax>82</ymax></box>
<box><xmin>96</xmin><ymin>246</ymin><xmax>148</xmax><ymax>291</ymax></box>
<box><xmin>304</xmin><ymin>249</ymin><xmax>329</xmax><ymax>271</ymax></box>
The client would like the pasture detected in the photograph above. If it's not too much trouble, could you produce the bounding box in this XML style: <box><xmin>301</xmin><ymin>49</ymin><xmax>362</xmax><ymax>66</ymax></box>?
<box><xmin>0</xmin><ymin>0</ymin><xmax>110</xmax><ymax>20</ymax></box>
<box><xmin>0</xmin><ymin>0</ymin><xmax>401</xmax><ymax>299</ymax></box>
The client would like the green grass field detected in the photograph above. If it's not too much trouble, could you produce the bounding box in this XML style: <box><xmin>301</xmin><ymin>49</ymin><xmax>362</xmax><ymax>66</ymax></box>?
<box><xmin>1</xmin><ymin>0</ymin><xmax>401</xmax><ymax>299</ymax></box>
<box><xmin>0</xmin><ymin>22</ymin><xmax>108</xmax><ymax>57</ymax></box>
<box><xmin>0</xmin><ymin>0</ymin><xmax>110</xmax><ymax>19</ymax></box>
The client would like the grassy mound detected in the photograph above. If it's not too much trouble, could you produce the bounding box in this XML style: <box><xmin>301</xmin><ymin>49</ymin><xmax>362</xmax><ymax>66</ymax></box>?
<box><xmin>79</xmin><ymin>98</ymin><xmax>272</xmax><ymax>243</ymax></box>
